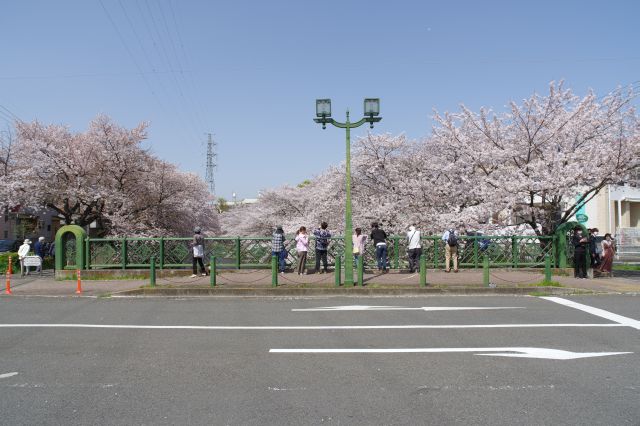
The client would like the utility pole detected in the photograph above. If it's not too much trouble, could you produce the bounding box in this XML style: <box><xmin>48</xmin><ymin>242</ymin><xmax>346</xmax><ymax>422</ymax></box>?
<box><xmin>205</xmin><ymin>133</ymin><xmax>217</xmax><ymax>195</ymax></box>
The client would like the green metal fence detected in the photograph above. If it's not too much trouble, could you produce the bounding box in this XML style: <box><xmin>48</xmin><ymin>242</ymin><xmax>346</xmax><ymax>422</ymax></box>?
<box><xmin>81</xmin><ymin>235</ymin><xmax>556</xmax><ymax>270</ymax></box>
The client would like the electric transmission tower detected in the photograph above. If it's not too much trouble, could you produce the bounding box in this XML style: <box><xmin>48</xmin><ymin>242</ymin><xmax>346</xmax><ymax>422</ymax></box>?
<box><xmin>205</xmin><ymin>133</ymin><xmax>217</xmax><ymax>195</ymax></box>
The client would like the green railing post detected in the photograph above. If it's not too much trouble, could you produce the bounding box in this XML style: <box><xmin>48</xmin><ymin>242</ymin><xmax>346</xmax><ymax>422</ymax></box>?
<box><xmin>159</xmin><ymin>237</ymin><xmax>164</xmax><ymax>270</ymax></box>
<box><xmin>511</xmin><ymin>236</ymin><xmax>518</xmax><ymax>268</ymax></box>
<box><xmin>150</xmin><ymin>256</ymin><xmax>156</xmax><ymax>287</ymax></box>
<box><xmin>271</xmin><ymin>255</ymin><xmax>278</xmax><ymax>287</ymax></box>
<box><xmin>544</xmin><ymin>254</ymin><xmax>552</xmax><ymax>284</ymax></box>
<box><xmin>557</xmin><ymin>233</ymin><xmax>567</xmax><ymax>268</ymax></box>
<box><xmin>357</xmin><ymin>255</ymin><xmax>363</xmax><ymax>286</ymax></box>
<box><xmin>210</xmin><ymin>256</ymin><xmax>216</xmax><ymax>287</ymax></box>
<box><xmin>473</xmin><ymin>237</ymin><xmax>479</xmax><ymax>269</ymax></box>
<box><xmin>335</xmin><ymin>256</ymin><xmax>342</xmax><ymax>287</ymax></box>
<box><xmin>483</xmin><ymin>255</ymin><xmax>490</xmax><ymax>287</ymax></box>
<box><xmin>419</xmin><ymin>254</ymin><xmax>426</xmax><ymax>287</ymax></box>
<box><xmin>393</xmin><ymin>237</ymin><xmax>399</xmax><ymax>269</ymax></box>
<box><xmin>235</xmin><ymin>237</ymin><xmax>241</xmax><ymax>269</ymax></box>
<box><xmin>121</xmin><ymin>237</ymin><xmax>127</xmax><ymax>270</ymax></box>
<box><xmin>433</xmin><ymin>239</ymin><xmax>439</xmax><ymax>269</ymax></box>
<box><xmin>344</xmin><ymin>251</ymin><xmax>354</xmax><ymax>287</ymax></box>
<box><xmin>85</xmin><ymin>237</ymin><xmax>90</xmax><ymax>270</ymax></box>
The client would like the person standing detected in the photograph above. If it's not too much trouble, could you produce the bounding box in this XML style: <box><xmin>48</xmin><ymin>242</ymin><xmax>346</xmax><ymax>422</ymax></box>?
<box><xmin>294</xmin><ymin>226</ymin><xmax>309</xmax><ymax>275</ymax></box>
<box><xmin>271</xmin><ymin>226</ymin><xmax>287</xmax><ymax>274</ymax></box>
<box><xmin>352</xmin><ymin>227</ymin><xmax>367</xmax><ymax>270</ymax></box>
<box><xmin>370</xmin><ymin>222</ymin><xmax>388</xmax><ymax>272</ymax></box>
<box><xmin>407</xmin><ymin>225</ymin><xmax>421</xmax><ymax>273</ymax></box>
<box><xmin>190</xmin><ymin>227</ymin><xmax>207</xmax><ymax>278</ymax></box>
<box><xmin>589</xmin><ymin>228</ymin><xmax>601</xmax><ymax>270</ymax></box>
<box><xmin>34</xmin><ymin>236</ymin><xmax>46</xmax><ymax>273</ymax></box>
<box><xmin>572</xmin><ymin>227</ymin><xmax>588</xmax><ymax>279</ymax></box>
<box><xmin>442</xmin><ymin>228</ymin><xmax>459</xmax><ymax>273</ymax></box>
<box><xmin>18</xmin><ymin>239</ymin><xmax>31</xmax><ymax>277</ymax></box>
<box><xmin>597</xmin><ymin>233</ymin><xmax>615</xmax><ymax>275</ymax></box>
<box><xmin>313</xmin><ymin>222</ymin><xmax>331</xmax><ymax>274</ymax></box>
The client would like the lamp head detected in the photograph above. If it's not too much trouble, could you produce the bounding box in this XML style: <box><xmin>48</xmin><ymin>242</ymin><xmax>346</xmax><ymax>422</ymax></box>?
<box><xmin>364</xmin><ymin>98</ymin><xmax>380</xmax><ymax>117</ymax></box>
<box><xmin>315</xmin><ymin>99</ymin><xmax>331</xmax><ymax>118</ymax></box>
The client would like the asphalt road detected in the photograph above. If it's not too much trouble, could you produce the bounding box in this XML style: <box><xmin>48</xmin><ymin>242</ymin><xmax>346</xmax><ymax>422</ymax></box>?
<box><xmin>0</xmin><ymin>295</ymin><xmax>638</xmax><ymax>425</ymax></box>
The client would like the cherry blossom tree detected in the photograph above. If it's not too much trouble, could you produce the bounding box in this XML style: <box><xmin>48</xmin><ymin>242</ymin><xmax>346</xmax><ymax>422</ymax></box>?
<box><xmin>220</xmin><ymin>82</ymin><xmax>639</xmax><ymax>237</ymax></box>
<box><xmin>432</xmin><ymin>81</ymin><xmax>639</xmax><ymax>235</ymax></box>
<box><xmin>13</xmin><ymin>115</ymin><xmax>218</xmax><ymax>236</ymax></box>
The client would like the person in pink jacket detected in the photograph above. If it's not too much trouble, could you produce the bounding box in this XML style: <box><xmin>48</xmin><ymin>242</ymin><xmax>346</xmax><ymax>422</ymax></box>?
<box><xmin>352</xmin><ymin>227</ymin><xmax>367</xmax><ymax>270</ymax></box>
<box><xmin>294</xmin><ymin>226</ymin><xmax>309</xmax><ymax>275</ymax></box>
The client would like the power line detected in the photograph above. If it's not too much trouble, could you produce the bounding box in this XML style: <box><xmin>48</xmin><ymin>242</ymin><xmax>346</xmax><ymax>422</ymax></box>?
<box><xmin>161</xmin><ymin>0</ymin><xmax>211</xmax><ymax>131</ymax></box>
<box><xmin>139</xmin><ymin>0</ymin><xmax>204</xmax><ymax>138</ymax></box>
<box><xmin>98</xmin><ymin>0</ymin><xmax>168</xmax><ymax>116</ymax></box>
<box><xmin>115</xmin><ymin>0</ymin><xmax>201</xmax><ymax>144</ymax></box>
<box><xmin>155</xmin><ymin>0</ymin><xmax>210</xmax><ymax>132</ymax></box>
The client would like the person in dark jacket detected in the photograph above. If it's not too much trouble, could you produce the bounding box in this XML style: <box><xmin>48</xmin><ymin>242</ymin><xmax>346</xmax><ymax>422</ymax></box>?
<box><xmin>370</xmin><ymin>222</ymin><xmax>388</xmax><ymax>272</ymax></box>
<box><xmin>271</xmin><ymin>225</ymin><xmax>287</xmax><ymax>274</ymax></box>
<box><xmin>34</xmin><ymin>236</ymin><xmax>46</xmax><ymax>273</ymax></box>
<box><xmin>313</xmin><ymin>222</ymin><xmax>331</xmax><ymax>274</ymax></box>
<box><xmin>588</xmin><ymin>228</ymin><xmax>601</xmax><ymax>269</ymax></box>
<box><xmin>572</xmin><ymin>227</ymin><xmax>588</xmax><ymax>279</ymax></box>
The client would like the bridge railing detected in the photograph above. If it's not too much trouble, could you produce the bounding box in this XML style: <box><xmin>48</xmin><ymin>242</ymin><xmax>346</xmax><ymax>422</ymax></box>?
<box><xmin>82</xmin><ymin>235</ymin><xmax>556</xmax><ymax>270</ymax></box>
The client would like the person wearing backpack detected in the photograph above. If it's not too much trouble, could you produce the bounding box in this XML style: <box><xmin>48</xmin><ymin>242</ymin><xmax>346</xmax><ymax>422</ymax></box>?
<box><xmin>442</xmin><ymin>228</ymin><xmax>459</xmax><ymax>273</ymax></box>
<box><xmin>190</xmin><ymin>227</ymin><xmax>207</xmax><ymax>277</ymax></box>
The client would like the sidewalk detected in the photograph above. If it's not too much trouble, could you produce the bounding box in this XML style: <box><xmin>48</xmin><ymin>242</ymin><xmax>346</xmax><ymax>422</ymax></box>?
<box><xmin>1</xmin><ymin>268</ymin><xmax>639</xmax><ymax>297</ymax></box>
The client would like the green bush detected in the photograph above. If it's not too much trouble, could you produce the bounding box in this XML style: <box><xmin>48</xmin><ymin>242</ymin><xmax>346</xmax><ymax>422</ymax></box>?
<box><xmin>0</xmin><ymin>252</ymin><xmax>20</xmax><ymax>274</ymax></box>
<box><xmin>0</xmin><ymin>252</ymin><xmax>55</xmax><ymax>274</ymax></box>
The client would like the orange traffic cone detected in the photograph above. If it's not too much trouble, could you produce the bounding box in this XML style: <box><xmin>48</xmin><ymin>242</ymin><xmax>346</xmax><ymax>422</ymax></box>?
<box><xmin>76</xmin><ymin>269</ymin><xmax>82</xmax><ymax>294</ymax></box>
<box><xmin>5</xmin><ymin>256</ymin><xmax>12</xmax><ymax>295</ymax></box>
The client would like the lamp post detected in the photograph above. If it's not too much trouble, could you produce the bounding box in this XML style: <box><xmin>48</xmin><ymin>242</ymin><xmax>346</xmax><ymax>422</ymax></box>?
<box><xmin>314</xmin><ymin>98</ymin><xmax>382</xmax><ymax>286</ymax></box>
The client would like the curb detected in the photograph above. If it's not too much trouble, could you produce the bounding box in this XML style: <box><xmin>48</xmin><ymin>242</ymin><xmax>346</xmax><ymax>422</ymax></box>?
<box><xmin>113</xmin><ymin>286</ymin><xmax>583</xmax><ymax>297</ymax></box>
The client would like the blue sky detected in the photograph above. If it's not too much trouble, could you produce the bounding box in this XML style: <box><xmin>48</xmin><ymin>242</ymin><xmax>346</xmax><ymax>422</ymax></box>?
<box><xmin>1</xmin><ymin>0</ymin><xmax>638</xmax><ymax>199</ymax></box>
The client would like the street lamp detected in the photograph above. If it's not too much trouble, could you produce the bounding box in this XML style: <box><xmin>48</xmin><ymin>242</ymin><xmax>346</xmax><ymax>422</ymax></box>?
<box><xmin>314</xmin><ymin>98</ymin><xmax>382</xmax><ymax>286</ymax></box>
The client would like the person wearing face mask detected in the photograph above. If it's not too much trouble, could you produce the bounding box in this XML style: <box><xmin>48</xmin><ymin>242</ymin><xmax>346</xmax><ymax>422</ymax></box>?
<box><xmin>572</xmin><ymin>227</ymin><xmax>588</xmax><ymax>279</ymax></box>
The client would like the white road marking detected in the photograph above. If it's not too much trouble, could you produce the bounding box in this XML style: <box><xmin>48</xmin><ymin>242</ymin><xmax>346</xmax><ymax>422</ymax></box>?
<box><xmin>541</xmin><ymin>297</ymin><xmax>640</xmax><ymax>330</ymax></box>
<box><xmin>0</xmin><ymin>372</ymin><xmax>18</xmax><ymax>379</ymax></box>
<box><xmin>0</xmin><ymin>323</ymin><xmax>625</xmax><ymax>330</ymax></box>
<box><xmin>292</xmin><ymin>305</ymin><xmax>524</xmax><ymax>312</ymax></box>
<box><xmin>269</xmin><ymin>347</ymin><xmax>632</xmax><ymax>360</ymax></box>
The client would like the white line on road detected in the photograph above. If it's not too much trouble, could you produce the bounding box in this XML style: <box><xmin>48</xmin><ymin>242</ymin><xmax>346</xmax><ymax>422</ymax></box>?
<box><xmin>269</xmin><ymin>347</ymin><xmax>632</xmax><ymax>360</ymax></box>
<box><xmin>292</xmin><ymin>305</ymin><xmax>524</xmax><ymax>312</ymax></box>
<box><xmin>0</xmin><ymin>323</ymin><xmax>626</xmax><ymax>330</ymax></box>
<box><xmin>0</xmin><ymin>372</ymin><xmax>18</xmax><ymax>379</ymax></box>
<box><xmin>541</xmin><ymin>297</ymin><xmax>640</xmax><ymax>330</ymax></box>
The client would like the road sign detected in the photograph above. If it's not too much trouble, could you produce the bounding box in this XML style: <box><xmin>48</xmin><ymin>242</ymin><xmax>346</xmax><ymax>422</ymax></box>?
<box><xmin>576</xmin><ymin>214</ymin><xmax>588</xmax><ymax>223</ymax></box>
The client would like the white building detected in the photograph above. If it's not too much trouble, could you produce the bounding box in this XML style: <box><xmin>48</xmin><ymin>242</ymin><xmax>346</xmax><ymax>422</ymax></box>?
<box><xmin>583</xmin><ymin>184</ymin><xmax>640</xmax><ymax>261</ymax></box>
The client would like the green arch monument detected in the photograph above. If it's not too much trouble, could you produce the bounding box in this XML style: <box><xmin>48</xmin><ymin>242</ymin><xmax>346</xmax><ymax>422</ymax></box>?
<box><xmin>54</xmin><ymin>225</ymin><xmax>87</xmax><ymax>270</ymax></box>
